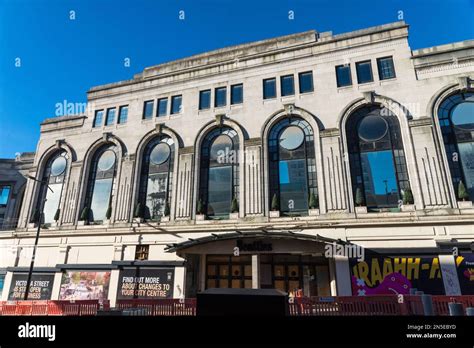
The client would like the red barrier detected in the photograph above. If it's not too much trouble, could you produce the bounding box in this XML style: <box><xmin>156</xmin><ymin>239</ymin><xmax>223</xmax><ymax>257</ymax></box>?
<box><xmin>0</xmin><ymin>300</ymin><xmax>110</xmax><ymax>316</ymax></box>
<box><xmin>115</xmin><ymin>299</ymin><xmax>196</xmax><ymax>316</ymax></box>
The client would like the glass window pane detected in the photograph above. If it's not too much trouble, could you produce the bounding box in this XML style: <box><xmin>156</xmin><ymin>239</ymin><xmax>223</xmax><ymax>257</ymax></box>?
<box><xmin>0</xmin><ymin>186</ymin><xmax>11</xmax><ymax>206</ymax></box>
<box><xmin>171</xmin><ymin>95</ymin><xmax>182</xmax><ymax>114</ymax></box>
<box><xmin>279</xmin><ymin>126</ymin><xmax>305</xmax><ymax>150</ymax></box>
<box><xmin>356</xmin><ymin>61</ymin><xmax>373</xmax><ymax>84</ymax></box>
<box><xmin>458</xmin><ymin>142</ymin><xmax>474</xmax><ymax>199</ymax></box>
<box><xmin>280</xmin><ymin>75</ymin><xmax>295</xmax><ymax>96</ymax></box>
<box><xmin>90</xmin><ymin>178</ymin><xmax>113</xmax><ymax>221</ymax></box>
<box><xmin>93</xmin><ymin>110</ymin><xmax>104</xmax><ymax>128</ymax></box>
<box><xmin>207</xmin><ymin>166</ymin><xmax>232</xmax><ymax>217</ymax></box>
<box><xmin>263</xmin><ymin>78</ymin><xmax>276</xmax><ymax>99</ymax></box>
<box><xmin>157</xmin><ymin>98</ymin><xmax>168</xmax><ymax>117</ymax></box>
<box><xmin>215</xmin><ymin>87</ymin><xmax>226</xmax><ymax>107</ymax></box>
<box><xmin>377</xmin><ymin>57</ymin><xmax>396</xmax><ymax>80</ymax></box>
<box><xmin>105</xmin><ymin>108</ymin><xmax>116</xmax><ymax>126</ymax></box>
<box><xmin>360</xmin><ymin>150</ymin><xmax>399</xmax><ymax>208</ymax></box>
<box><xmin>231</xmin><ymin>84</ymin><xmax>243</xmax><ymax>104</ymax></box>
<box><xmin>358</xmin><ymin>115</ymin><xmax>388</xmax><ymax>142</ymax></box>
<box><xmin>118</xmin><ymin>106</ymin><xmax>128</xmax><ymax>124</ymax></box>
<box><xmin>199</xmin><ymin>90</ymin><xmax>211</xmax><ymax>110</ymax></box>
<box><xmin>42</xmin><ymin>183</ymin><xmax>62</xmax><ymax>223</ymax></box>
<box><xmin>143</xmin><ymin>101</ymin><xmax>154</xmax><ymax>119</ymax></box>
<box><xmin>451</xmin><ymin>103</ymin><xmax>474</xmax><ymax>130</ymax></box>
<box><xmin>145</xmin><ymin>172</ymin><xmax>168</xmax><ymax>219</ymax></box>
<box><xmin>336</xmin><ymin>65</ymin><xmax>352</xmax><ymax>87</ymax></box>
<box><xmin>279</xmin><ymin>159</ymin><xmax>308</xmax><ymax>213</ymax></box>
<box><xmin>299</xmin><ymin>71</ymin><xmax>313</xmax><ymax>93</ymax></box>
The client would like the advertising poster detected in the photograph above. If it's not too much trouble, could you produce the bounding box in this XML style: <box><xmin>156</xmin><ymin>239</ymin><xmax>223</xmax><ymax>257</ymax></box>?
<box><xmin>456</xmin><ymin>253</ymin><xmax>474</xmax><ymax>295</ymax></box>
<box><xmin>8</xmin><ymin>273</ymin><xmax>54</xmax><ymax>300</ymax></box>
<box><xmin>59</xmin><ymin>271</ymin><xmax>110</xmax><ymax>301</ymax></box>
<box><xmin>117</xmin><ymin>268</ymin><xmax>174</xmax><ymax>300</ymax></box>
<box><xmin>350</xmin><ymin>254</ymin><xmax>445</xmax><ymax>296</ymax></box>
<box><xmin>0</xmin><ymin>274</ymin><xmax>5</xmax><ymax>298</ymax></box>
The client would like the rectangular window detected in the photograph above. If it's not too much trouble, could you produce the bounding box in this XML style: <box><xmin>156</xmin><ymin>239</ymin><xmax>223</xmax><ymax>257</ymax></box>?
<box><xmin>118</xmin><ymin>106</ymin><xmax>128</xmax><ymax>124</ymax></box>
<box><xmin>215</xmin><ymin>87</ymin><xmax>227</xmax><ymax>107</ymax></box>
<box><xmin>356</xmin><ymin>60</ymin><xmax>374</xmax><ymax>84</ymax></box>
<box><xmin>157</xmin><ymin>98</ymin><xmax>168</xmax><ymax>117</ymax></box>
<box><xmin>335</xmin><ymin>65</ymin><xmax>352</xmax><ymax>87</ymax></box>
<box><xmin>298</xmin><ymin>71</ymin><xmax>314</xmax><ymax>93</ymax></box>
<box><xmin>377</xmin><ymin>56</ymin><xmax>396</xmax><ymax>80</ymax></box>
<box><xmin>135</xmin><ymin>245</ymin><xmax>149</xmax><ymax>261</ymax></box>
<box><xmin>280</xmin><ymin>75</ymin><xmax>295</xmax><ymax>96</ymax></box>
<box><xmin>143</xmin><ymin>100</ymin><xmax>154</xmax><ymax>119</ymax></box>
<box><xmin>263</xmin><ymin>78</ymin><xmax>276</xmax><ymax>99</ymax></box>
<box><xmin>199</xmin><ymin>90</ymin><xmax>211</xmax><ymax>110</ymax></box>
<box><xmin>0</xmin><ymin>185</ymin><xmax>11</xmax><ymax>206</ymax></box>
<box><xmin>105</xmin><ymin>108</ymin><xmax>116</xmax><ymax>126</ymax></box>
<box><xmin>93</xmin><ymin>110</ymin><xmax>104</xmax><ymax>128</ymax></box>
<box><xmin>231</xmin><ymin>84</ymin><xmax>243</xmax><ymax>104</ymax></box>
<box><xmin>171</xmin><ymin>95</ymin><xmax>182</xmax><ymax>114</ymax></box>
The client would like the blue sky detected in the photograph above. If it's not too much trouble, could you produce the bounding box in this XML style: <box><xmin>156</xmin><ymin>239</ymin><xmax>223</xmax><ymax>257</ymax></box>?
<box><xmin>0</xmin><ymin>0</ymin><xmax>473</xmax><ymax>158</ymax></box>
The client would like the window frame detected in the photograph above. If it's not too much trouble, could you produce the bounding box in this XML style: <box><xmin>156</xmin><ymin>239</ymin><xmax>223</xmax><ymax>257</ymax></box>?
<box><xmin>335</xmin><ymin>65</ymin><xmax>352</xmax><ymax>88</ymax></box>
<box><xmin>171</xmin><ymin>95</ymin><xmax>182</xmax><ymax>115</ymax></box>
<box><xmin>377</xmin><ymin>56</ymin><xmax>396</xmax><ymax>80</ymax></box>
<box><xmin>214</xmin><ymin>87</ymin><xmax>227</xmax><ymax>108</ymax></box>
<box><xmin>0</xmin><ymin>185</ymin><xmax>12</xmax><ymax>207</ymax></box>
<box><xmin>118</xmin><ymin>105</ymin><xmax>128</xmax><ymax>124</ymax></box>
<box><xmin>199</xmin><ymin>89</ymin><xmax>211</xmax><ymax>110</ymax></box>
<box><xmin>298</xmin><ymin>71</ymin><xmax>314</xmax><ymax>94</ymax></box>
<box><xmin>143</xmin><ymin>100</ymin><xmax>154</xmax><ymax>120</ymax></box>
<box><xmin>105</xmin><ymin>107</ymin><xmax>116</xmax><ymax>126</ymax></box>
<box><xmin>157</xmin><ymin>98</ymin><xmax>168</xmax><ymax>117</ymax></box>
<box><xmin>93</xmin><ymin>110</ymin><xmax>104</xmax><ymax>128</ymax></box>
<box><xmin>280</xmin><ymin>75</ymin><xmax>295</xmax><ymax>97</ymax></box>
<box><xmin>230</xmin><ymin>84</ymin><xmax>243</xmax><ymax>105</ymax></box>
<box><xmin>263</xmin><ymin>78</ymin><xmax>277</xmax><ymax>100</ymax></box>
<box><xmin>355</xmin><ymin>60</ymin><xmax>374</xmax><ymax>84</ymax></box>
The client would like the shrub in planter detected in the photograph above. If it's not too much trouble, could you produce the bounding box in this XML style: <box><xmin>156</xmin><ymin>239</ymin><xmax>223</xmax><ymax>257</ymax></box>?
<box><xmin>271</xmin><ymin>193</ymin><xmax>279</xmax><ymax>211</ymax></box>
<box><xmin>164</xmin><ymin>202</ymin><xmax>170</xmax><ymax>217</ymax></box>
<box><xmin>355</xmin><ymin>187</ymin><xmax>364</xmax><ymax>207</ymax></box>
<box><xmin>458</xmin><ymin>181</ymin><xmax>469</xmax><ymax>202</ymax></box>
<box><xmin>105</xmin><ymin>205</ymin><xmax>112</xmax><ymax>220</ymax></box>
<box><xmin>309</xmin><ymin>192</ymin><xmax>319</xmax><ymax>209</ymax></box>
<box><xmin>197</xmin><ymin>199</ymin><xmax>205</xmax><ymax>215</ymax></box>
<box><xmin>403</xmin><ymin>188</ymin><xmax>414</xmax><ymax>205</ymax></box>
<box><xmin>79</xmin><ymin>207</ymin><xmax>90</xmax><ymax>222</ymax></box>
<box><xmin>134</xmin><ymin>203</ymin><xmax>144</xmax><ymax>218</ymax></box>
<box><xmin>231</xmin><ymin>197</ymin><xmax>239</xmax><ymax>213</ymax></box>
<box><xmin>53</xmin><ymin>208</ymin><xmax>60</xmax><ymax>222</ymax></box>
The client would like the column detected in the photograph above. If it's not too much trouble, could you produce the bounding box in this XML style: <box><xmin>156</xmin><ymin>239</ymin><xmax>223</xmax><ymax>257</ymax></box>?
<box><xmin>334</xmin><ymin>255</ymin><xmax>352</xmax><ymax>296</ymax></box>
<box><xmin>252</xmin><ymin>254</ymin><xmax>260</xmax><ymax>289</ymax></box>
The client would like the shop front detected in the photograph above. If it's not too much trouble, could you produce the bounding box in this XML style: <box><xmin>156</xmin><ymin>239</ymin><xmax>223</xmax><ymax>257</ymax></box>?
<box><xmin>166</xmin><ymin>231</ymin><xmax>338</xmax><ymax>297</ymax></box>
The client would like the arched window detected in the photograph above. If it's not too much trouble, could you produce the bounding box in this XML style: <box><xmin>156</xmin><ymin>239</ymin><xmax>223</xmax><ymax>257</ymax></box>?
<box><xmin>199</xmin><ymin>127</ymin><xmax>239</xmax><ymax>218</ymax></box>
<box><xmin>346</xmin><ymin>106</ymin><xmax>410</xmax><ymax>210</ymax></box>
<box><xmin>34</xmin><ymin>151</ymin><xmax>69</xmax><ymax>224</ymax></box>
<box><xmin>138</xmin><ymin>136</ymin><xmax>174</xmax><ymax>220</ymax></box>
<box><xmin>84</xmin><ymin>144</ymin><xmax>118</xmax><ymax>222</ymax></box>
<box><xmin>268</xmin><ymin>117</ymin><xmax>317</xmax><ymax>215</ymax></box>
<box><xmin>438</xmin><ymin>92</ymin><xmax>474</xmax><ymax>200</ymax></box>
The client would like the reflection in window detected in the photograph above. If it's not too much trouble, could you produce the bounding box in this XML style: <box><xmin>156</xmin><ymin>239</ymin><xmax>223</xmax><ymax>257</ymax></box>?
<box><xmin>0</xmin><ymin>186</ymin><xmax>11</xmax><ymax>206</ymax></box>
<box><xmin>280</xmin><ymin>75</ymin><xmax>295</xmax><ymax>96</ymax></box>
<box><xmin>199</xmin><ymin>127</ymin><xmax>239</xmax><ymax>218</ymax></box>
<box><xmin>34</xmin><ymin>151</ymin><xmax>69</xmax><ymax>224</ymax></box>
<box><xmin>157</xmin><ymin>98</ymin><xmax>168</xmax><ymax>117</ymax></box>
<box><xmin>118</xmin><ymin>106</ymin><xmax>128</xmax><ymax>124</ymax></box>
<box><xmin>377</xmin><ymin>57</ymin><xmax>396</xmax><ymax>80</ymax></box>
<box><xmin>268</xmin><ymin>117</ymin><xmax>317</xmax><ymax>215</ymax></box>
<box><xmin>438</xmin><ymin>92</ymin><xmax>474</xmax><ymax>200</ymax></box>
<box><xmin>215</xmin><ymin>87</ymin><xmax>227</xmax><ymax>107</ymax></box>
<box><xmin>336</xmin><ymin>65</ymin><xmax>352</xmax><ymax>87</ymax></box>
<box><xmin>143</xmin><ymin>100</ymin><xmax>154</xmax><ymax>119</ymax></box>
<box><xmin>171</xmin><ymin>95</ymin><xmax>182</xmax><ymax>114</ymax></box>
<box><xmin>231</xmin><ymin>84</ymin><xmax>243</xmax><ymax>105</ymax></box>
<box><xmin>84</xmin><ymin>145</ymin><xmax>117</xmax><ymax>222</ymax></box>
<box><xmin>93</xmin><ymin>110</ymin><xmax>104</xmax><ymax>128</ymax></box>
<box><xmin>299</xmin><ymin>71</ymin><xmax>314</xmax><ymax>93</ymax></box>
<box><xmin>263</xmin><ymin>78</ymin><xmax>276</xmax><ymax>99</ymax></box>
<box><xmin>199</xmin><ymin>90</ymin><xmax>211</xmax><ymax>110</ymax></box>
<box><xmin>138</xmin><ymin>137</ymin><xmax>174</xmax><ymax>220</ymax></box>
<box><xmin>105</xmin><ymin>108</ymin><xmax>116</xmax><ymax>126</ymax></box>
<box><xmin>346</xmin><ymin>106</ymin><xmax>411</xmax><ymax>210</ymax></box>
<box><xmin>356</xmin><ymin>60</ymin><xmax>373</xmax><ymax>84</ymax></box>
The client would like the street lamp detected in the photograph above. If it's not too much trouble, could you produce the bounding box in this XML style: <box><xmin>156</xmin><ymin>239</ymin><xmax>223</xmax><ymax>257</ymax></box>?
<box><xmin>23</xmin><ymin>174</ymin><xmax>53</xmax><ymax>300</ymax></box>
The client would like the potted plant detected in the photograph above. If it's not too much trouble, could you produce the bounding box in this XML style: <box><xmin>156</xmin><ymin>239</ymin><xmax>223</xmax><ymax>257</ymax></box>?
<box><xmin>133</xmin><ymin>203</ymin><xmax>144</xmax><ymax>223</ymax></box>
<box><xmin>161</xmin><ymin>202</ymin><xmax>171</xmax><ymax>223</ymax></box>
<box><xmin>28</xmin><ymin>209</ymin><xmax>40</xmax><ymax>228</ymax></box>
<box><xmin>196</xmin><ymin>198</ymin><xmax>205</xmax><ymax>221</ymax></box>
<box><xmin>457</xmin><ymin>181</ymin><xmax>472</xmax><ymax>209</ymax></box>
<box><xmin>355</xmin><ymin>187</ymin><xmax>367</xmax><ymax>214</ymax></box>
<box><xmin>308</xmin><ymin>192</ymin><xmax>320</xmax><ymax>216</ymax></box>
<box><xmin>230</xmin><ymin>197</ymin><xmax>239</xmax><ymax>220</ymax></box>
<box><xmin>78</xmin><ymin>206</ymin><xmax>89</xmax><ymax>226</ymax></box>
<box><xmin>52</xmin><ymin>208</ymin><xmax>61</xmax><ymax>227</ymax></box>
<box><xmin>104</xmin><ymin>205</ymin><xmax>112</xmax><ymax>225</ymax></box>
<box><xmin>270</xmin><ymin>193</ymin><xmax>280</xmax><ymax>218</ymax></box>
<box><xmin>401</xmin><ymin>188</ymin><xmax>415</xmax><ymax>212</ymax></box>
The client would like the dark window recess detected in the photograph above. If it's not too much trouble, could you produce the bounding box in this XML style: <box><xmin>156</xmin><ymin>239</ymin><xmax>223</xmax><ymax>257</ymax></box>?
<box><xmin>215</xmin><ymin>87</ymin><xmax>227</xmax><ymax>107</ymax></box>
<box><xmin>171</xmin><ymin>95</ymin><xmax>182</xmax><ymax>114</ymax></box>
<box><xmin>0</xmin><ymin>185</ymin><xmax>11</xmax><ymax>206</ymax></box>
<box><xmin>93</xmin><ymin>110</ymin><xmax>104</xmax><ymax>128</ymax></box>
<box><xmin>356</xmin><ymin>61</ymin><xmax>374</xmax><ymax>84</ymax></box>
<box><xmin>199</xmin><ymin>90</ymin><xmax>211</xmax><ymax>110</ymax></box>
<box><xmin>143</xmin><ymin>100</ymin><xmax>154</xmax><ymax>119</ymax></box>
<box><xmin>263</xmin><ymin>78</ymin><xmax>276</xmax><ymax>99</ymax></box>
<box><xmin>118</xmin><ymin>106</ymin><xmax>128</xmax><ymax>124</ymax></box>
<box><xmin>377</xmin><ymin>57</ymin><xmax>396</xmax><ymax>80</ymax></box>
<box><xmin>231</xmin><ymin>84</ymin><xmax>243</xmax><ymax>104</ymax></box>
<box><xmin>135</xmin><ymin>245</ymin><xmax>150</xmax><ymax>261</ymax></box>
<box><xmin>157</xmin><ymin>98</ymin><xmax>168</xmax><ymax>117</ymax></box>
<box><xmin>280</xmin><ymin>75</ymin><xmax>295</xmax><ymax>96</ymax></box>
<box><xmin>336</xmin><ymin>65</ymin><xmax>352</xmax><ymax>87</ymax></box>
<box><xmin>299</xmin><ymin>71</ymin><xmax>314</xmax><ymax>93</ymax></box>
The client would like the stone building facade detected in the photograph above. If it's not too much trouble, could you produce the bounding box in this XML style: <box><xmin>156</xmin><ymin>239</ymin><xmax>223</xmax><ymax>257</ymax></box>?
<box><xmin>0</xmin><ymin>21</ymin><xmax>473</xmax><ymax>303</ymax></box>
